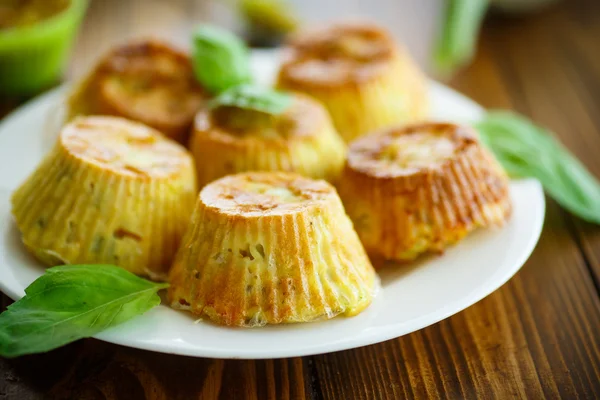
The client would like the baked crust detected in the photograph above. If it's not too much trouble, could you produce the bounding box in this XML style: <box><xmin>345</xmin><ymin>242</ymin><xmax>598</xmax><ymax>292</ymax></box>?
<box><xmin>337</xmin><ymin>123</ymin><xmax>512</xmax><ymax>263</ymax></box>
<box><xmin>168</xmin><ymin>172</ymin><xmax>378</xmax><ymax>327</ymax></box>
<box><xmin>277</xmin><ymin>22</ymin><xmax>428</xmax><ymax>142</ymax></box>
<box><xmin>11</xmin><ymin>116</ymin><xmax>197</xmax><ymax>279</ymax></box>
<box><xmin>279</xmin><ymin>22</ymin><xmax>398</xmax><ymax>87</ymax></box>
<box><xmin>67</xmin><ymin>40</ymin><xmax>206</xmax><ymax>143</ymax></box>
<box><xmin>189</xmin><ymin>94</ymin><xmax>346</xmax><ymax>187</ymax></box>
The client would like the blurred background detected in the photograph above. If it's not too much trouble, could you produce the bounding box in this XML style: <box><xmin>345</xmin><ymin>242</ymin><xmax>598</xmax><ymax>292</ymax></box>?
<box><xmin>64</xmin><ymin>0</ymin><xmax>445</xmax><ymax>72</ymax></box>
<box><xmin>0</xmin><ymin>0</ymin><xmax>567</xmax><ymax>101</ymax></box>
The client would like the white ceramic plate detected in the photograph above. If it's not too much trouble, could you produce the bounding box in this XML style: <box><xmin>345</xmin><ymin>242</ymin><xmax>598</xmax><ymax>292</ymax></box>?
<box><xmin>0</xmin><ymin>51</ymin><xmax>545</xmax><ymax>359</ymax></box>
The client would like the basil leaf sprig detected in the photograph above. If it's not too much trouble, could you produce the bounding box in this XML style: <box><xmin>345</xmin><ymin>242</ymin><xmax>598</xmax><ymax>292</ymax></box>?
<box><xmin>0</xmin><ymin>265</ymin><xmax>168</xmax><ymax>358</ymax></box>
<box><xmin>192</xmin><ymin>25</ymin><xmax>253</xmax><ymax>94</ymax></box>
<box><xmin>208</xmin><ymin>84</ymin><xmax>293</xmax><ymax>115</ymax></box>
<box><xmin>475</xmin><ymin>111</ymin><xmax>600</xmax><ymax>224</ymax></box>
<box><xmin>192</xmin><ymin>24</ymin><xmax>293</xmax><ymax>116</ymax></box>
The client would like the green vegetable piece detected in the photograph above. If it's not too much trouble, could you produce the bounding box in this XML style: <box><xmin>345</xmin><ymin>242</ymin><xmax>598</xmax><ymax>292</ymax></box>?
<box><xmin>434</xmin><ymin>0</ymin><xmax>489</xmax><ymax>75</ymax></box>
<box><xmin>475</xmin><ymin>111</ymin><xmax>600</xmax><ymax>224</ymax></box>
<box><xmin>208</xmin><ymin>84</ymin><xmax>293</xmax><ymax>115</ymax></box>
<box><xmin>240</xmin><ymin>0</ymin><xmax>298</xmax><ymax>35</ymax></box>
<box><xmin>239</xmin><ymin>0</ymin><xmax>299</xmax><ymax>46</ymax></box>
<box><xmin>192</xmin><ymin>25</ymin><xmax>252</xmax><ymax>94</ymax></box>
<box><xmin>0</xmin><ymin>265</ymin><xmax>168</xmax><ymax>358</ymax></box>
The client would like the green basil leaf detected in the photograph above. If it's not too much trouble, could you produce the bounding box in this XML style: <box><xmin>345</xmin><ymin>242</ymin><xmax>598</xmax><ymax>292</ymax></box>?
<box><xmin>434</xmin><ymin>0</ymin><xmax>489</xmax><ymax>75</ymax></box>
<box><xmin>208</xmin><ymin>84</ymin><xmax>293</xmax><ymax>115</ymax></box>
<box><xmin>192</xmin><ymin>25</ymin><xmax>252</xmax><ymax>94</ymax></box>
<box><xmin>0</xmin><ymin>265</ymin><xmax>168</xmax><ymax>358</ymax></box>
<box><xmin>475</xmin><ymin>111</ymin><xmax>600</xmax><ymax>224</ymax></box>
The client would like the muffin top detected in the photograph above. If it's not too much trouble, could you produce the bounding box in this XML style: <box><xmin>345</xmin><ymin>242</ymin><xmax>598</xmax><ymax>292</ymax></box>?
<box><xmin>278</xmin><ymin>22</ymin><xmax>399</xmax><ymax>87</ymax></box>
<box><xmin>347</xmin><ymin>123</ymin><xmax>478</xmax><ymax>177</ymax></box>
<box><xmin>193</xmin><ymin>94</ymin><xmax>332</xmax><ymax>143</ymax></box>
<box><xmin>60</xmin><ymin>116</ymin><xmax>194</xmax><ymax>179</ymax></box>
<box><xmin>201</xmin><ymin>172</ymin><xmax>337</xmax><ymax>216</ymax></box>
<box><xmin>69</xmin><ymin>40</ymin><xmax>205</xmax><ymax>139</ymax></box>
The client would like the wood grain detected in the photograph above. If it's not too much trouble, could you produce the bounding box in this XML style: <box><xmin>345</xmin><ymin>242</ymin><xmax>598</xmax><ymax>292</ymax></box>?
<box><xmin>311</xmin><ymin>2</ymin><xmax>600</xmax><ymax>398</ymax></box>
<box><xmin>484</xmin><ymin>0</ymin><xmax>600</xmax><ymax>296</ymax></box>
<box><xmin>1</xmin><ymin>0</ymin><xmax>600</xmax><ymax>399</ymax></box>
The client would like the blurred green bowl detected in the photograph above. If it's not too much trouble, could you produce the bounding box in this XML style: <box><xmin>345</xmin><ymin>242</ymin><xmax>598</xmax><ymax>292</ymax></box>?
<box><xmin>0</xmin><ymin>0</ymin><xmax>88</xmax><ymax>96</ymax></box>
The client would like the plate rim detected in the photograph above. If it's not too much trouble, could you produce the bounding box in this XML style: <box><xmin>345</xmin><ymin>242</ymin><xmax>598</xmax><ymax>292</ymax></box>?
<box><xmin>0</xmin><ymin>66</ymin><xmax>546</xmax><ymax>359</ymax></box>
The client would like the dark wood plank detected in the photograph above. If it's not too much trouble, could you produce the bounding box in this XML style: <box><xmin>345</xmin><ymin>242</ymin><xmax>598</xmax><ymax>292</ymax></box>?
<box><xmin>551</xmin><ymin>0</ymin><xmax>600</xmax><ymax>290</ymax></box>
<box><xmin>0</xmin><ymin>336</ymin><xmax>310</xmax><ymax>400</ymax></box>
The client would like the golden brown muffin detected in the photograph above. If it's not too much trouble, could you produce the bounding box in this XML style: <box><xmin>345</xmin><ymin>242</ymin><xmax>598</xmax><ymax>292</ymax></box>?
<box><xmin>168</xmin><ymin>172</ymin><xmax>378</xmax><ymax>327</ymax></box>
<box><xmin>67</xmin><ymin>40</ymin><xmax>206</xmax><ymax>143</ymax></box>
<box><xmin>189</xmin><ymin>93</ymin><xmax>346</xmax><ymax>188</ymax></box>
<box><xmin>337</xmin><ymin>123</ymin><xmax>512</xmax><ymax>264</ymax></box>
<box><xmin>277</xmin><ymin>22</ymin><xmax>428</xmax><ymax>142</ymax></box>
<box><xmin>11</xmin><ymin>116</ymin><xmax>197</xmax><ymax>280</ymax></box>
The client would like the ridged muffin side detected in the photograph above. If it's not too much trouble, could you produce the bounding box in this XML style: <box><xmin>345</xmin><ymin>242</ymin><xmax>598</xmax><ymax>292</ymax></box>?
<box><xmin>11</xmin><ymin>116</ymin><xmax>197</xmax><ymax>280</ymax></box>
<box><xmin>168</xmin><ymin>172</ymin><xmax>378</xmax><ymax>327</ymax></box>
<box><xmin>189</xmin><ymin>93</ymin><xmax>346</xmax><ymax>188</ymax></box>
<box><xmin>337</xmin><ymin>123</ymin><xmax>512</xmax><ymax>264</ymax></box>
<box><xmin>277</xmin><ymin>22</ymin><xmax>428</xmax><ymax>143</ymax></box>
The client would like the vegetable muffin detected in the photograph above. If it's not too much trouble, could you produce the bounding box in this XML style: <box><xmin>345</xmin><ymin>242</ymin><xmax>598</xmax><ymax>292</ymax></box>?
<box><xmin>337</xmin><ymin>123</ymin><xmax>512</xmax><ymax>264</ymax></box>
<box><xmin>277</xmin><ymin>22</ymin><xmax>428</xmax><ymax>142</ymax></box>
<box><xmin>189</xmin><ymin>93</ymin><xmax>346</xmax><ymax>187</ymax></box>
<box><xmin>66</xmin><ymin>39</ymin><xmax>206</xmax><ymax>143</ymax></box>
<box><xmin>168</xmin><ymin>171</ymin><xmax>378</xmax><ymax>326</ymax></box>
<box><xmin>11</xmin><ymin>116</ymin><xmax>197</xmax><ymax>280</ymax></box>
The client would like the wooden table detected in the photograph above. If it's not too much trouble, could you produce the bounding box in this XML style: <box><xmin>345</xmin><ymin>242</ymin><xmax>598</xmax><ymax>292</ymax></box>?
<box><xmin>2</xmin><ymin>0</ymin><xmax>600</xmax><ymax>398</ymax></box>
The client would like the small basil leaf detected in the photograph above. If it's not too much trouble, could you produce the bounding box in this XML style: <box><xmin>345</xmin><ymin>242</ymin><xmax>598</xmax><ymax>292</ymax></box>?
<box><xmin>208</xmin><ymin>84</ymin><xmax>293</xmax><ymax>115</ymax></box>
<box><xmin>475</xmin><ymin>111</ymin><xmax>600</xmax><ymax>224</ymax></box>
<box><xmin>192</xmin><ymin>25</ymin><xmax>252</xmax><ymax>94</ymax></box>
<box><xmin>0</xmin><ymin>265</ymin><xmax>168</xmax><ymax>358</ymax></box>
